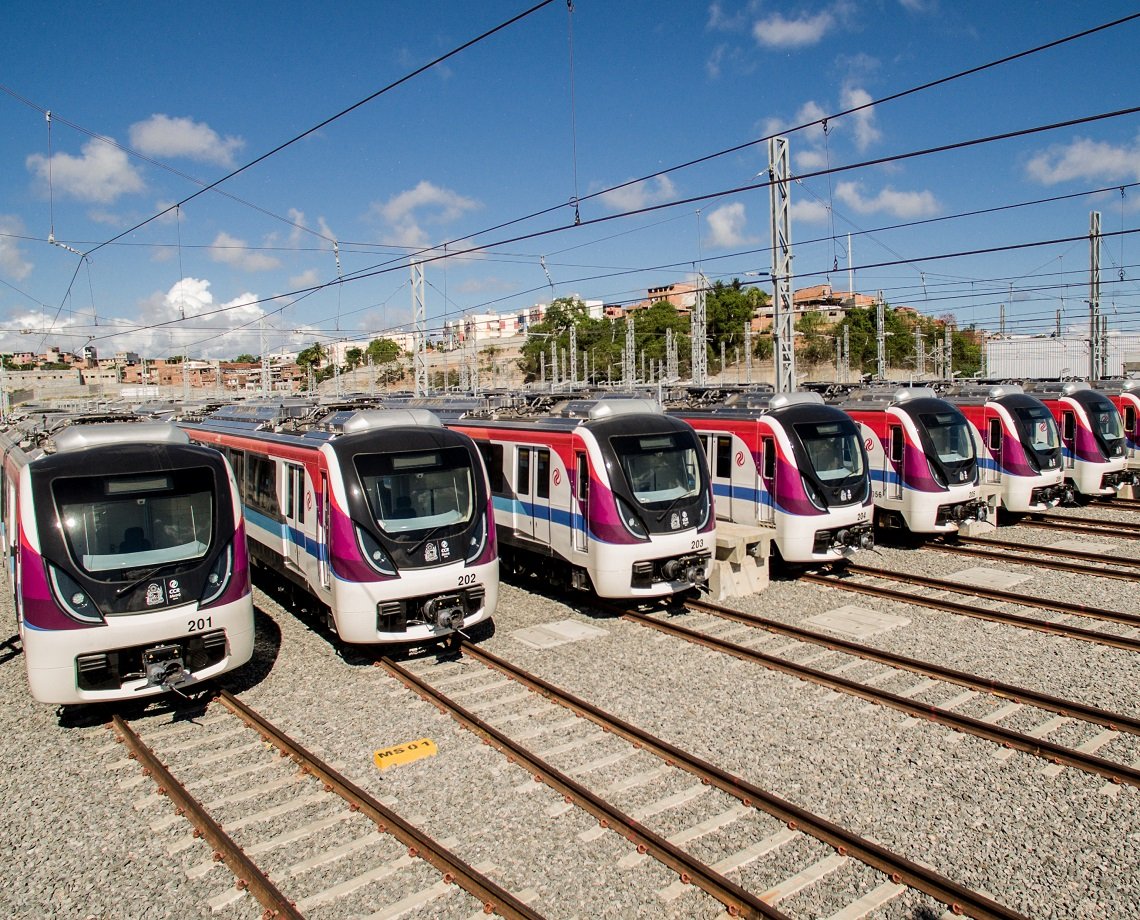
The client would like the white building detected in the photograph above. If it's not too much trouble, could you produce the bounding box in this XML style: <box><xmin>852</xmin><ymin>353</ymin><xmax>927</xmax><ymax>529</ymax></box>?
<box><xmin>985</xmin><ymin>333</ymin><xmax>1140</xmax><ymax>378</ymax></box>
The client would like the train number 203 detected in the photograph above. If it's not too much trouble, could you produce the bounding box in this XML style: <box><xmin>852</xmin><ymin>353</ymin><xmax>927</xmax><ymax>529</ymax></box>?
<box><xmin>187</xmin><ymin>616</ymin><xmax>213</xmax><ymax>632</ymax></box>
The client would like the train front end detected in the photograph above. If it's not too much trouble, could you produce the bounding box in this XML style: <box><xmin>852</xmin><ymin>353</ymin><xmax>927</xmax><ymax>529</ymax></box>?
<box><xmin>19</xmin><ymin>425</ymin><xmax>253</xmax><ymax>705</ymax></box>
<box><xmin>325</xmin><ymin>413</ymin><xmax>497</xmax><ymax>643</ymax></box>
<box><xmin>588</xmin><ymin>409</ymin><xmax>715</xmax><ymax>598</ymax></box>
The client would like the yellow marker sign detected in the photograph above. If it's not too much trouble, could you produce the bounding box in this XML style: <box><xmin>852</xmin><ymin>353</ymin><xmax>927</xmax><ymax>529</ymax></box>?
<box><xmin>373</xmin><ymin>738</ymin><xmax>438</xmax><ymax>770</ymax></box>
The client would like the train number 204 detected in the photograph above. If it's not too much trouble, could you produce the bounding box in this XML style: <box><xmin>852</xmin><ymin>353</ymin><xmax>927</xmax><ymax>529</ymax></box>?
<box><xmin>187</xmin><ymin>616</ymin><xmax>213</xmax><ymax>632</ymax></box>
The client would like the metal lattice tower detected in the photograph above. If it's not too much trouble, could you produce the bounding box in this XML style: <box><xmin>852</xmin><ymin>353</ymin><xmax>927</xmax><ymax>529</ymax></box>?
<box><xmin>569</xmin><ymin>323</ymin><xmax>578</xmax><ymax>387</ymax></box>
<box><xmin>841</xmin><ymin>325</ymin><xmax>850</xmax><ymax>383</ymax></box>
<box><xmin>875</xmin><ymin>291</ymin><xmax>887</xmax><ymax>380</ymax></box>
<box><xmin>624</xmin><ymin>314</ymin><xmax>635</xmax><ymax>390</ymax></box>
<box><xmin>744</xmin><ymin>323</ymin><xmax>753</xmax><ymax>384</ymax></box>
<box><xmin>1090</xmin><ymin>210</ymin><xmax>1102</xmax><ymax>380</ymax></box>
<box><xmin>411</xmin><ymin>259</ymin><xmax>428</xmax><ymax>396</ymax></box>
<box><xmin>914</xmin><ymin>325</ymin><xmax>925</xmax><ymax>376</ymax></box>
<box><xmin>944</xmin><ymin>324</ymin><xmax>953</xmax><ymax>381</ymax></box>
<box><xmin>690</xmin><ymin>277</ymin><xmax>708</xmax><ymax>385</ymax></box>
<box><xmin>768</xmin><ymin>137</ymin><xmax>796</xmax><ymax>393</ymax></box>
<box><xmin>666</xmin><ymin>328</ymin><xmax>678</xmax><ymax>381</ymax></box>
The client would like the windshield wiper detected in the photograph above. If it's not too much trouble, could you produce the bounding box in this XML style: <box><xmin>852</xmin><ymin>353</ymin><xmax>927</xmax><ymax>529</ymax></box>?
<box><xmin>655</xmin><ymin>494</ymin><xmax>691</xmax><ymax>522</ymax></box>
<box><xmin>403</xmin><ymin>526</ymin><xmax>444</xmax><ymax>557</ymax></box>
<box><xmin>116</xmin><ymin>561</ymin><xmax>186</xmax><ymax>597</ymax></box>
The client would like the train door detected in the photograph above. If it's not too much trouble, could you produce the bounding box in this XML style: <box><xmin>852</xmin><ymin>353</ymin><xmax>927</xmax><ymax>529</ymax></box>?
<box><xmin>532</xmin><ymin>448</ymin><xmax>551</xmax><ymax>547</ymax></box>
<box><xmin>758</xmin><ymin>437</ymin><xmax>777</xmax><ymax>526</ymax></box>
<box><xmin>887</xmin><ymin>425</ymin><xmax>904</xmax><ymax>500</ymax></box>
<box><xmin>317</xmin><ymin>471</ymin><xmax>331</xmax><ymax>589</ymax></box>
<box><xmin>985</xmin><ymin>417</ymin><xmax>1003</xmax><ymax>484</ymax></box>
<box><xmin>1124</xmin><ymin>403</ymin><xmax>1137</xmax><ymax>461</ymax></box>
<box><xmin>283</xmin><ymin>462</ymin><xmax>306</xmax><ymax>570</ymax></box>
<box><xmin>1060</xmin><ymin>409</ymin><xmax>1077</xmax><ymax>469</ymax></box>
<box><xmin>573</xmin><ymin>451</ymin><xmax>589</xmax><ymax>552</ymax></box>
<box><xmin>514</xmin><ymin>446</ymin><xmax>532</xmax><ymax>539</ymax></box>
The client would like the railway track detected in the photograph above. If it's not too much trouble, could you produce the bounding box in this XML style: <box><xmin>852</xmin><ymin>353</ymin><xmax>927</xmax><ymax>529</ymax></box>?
<box><xmin>933</xmin><ymin>535</ymin><xmax>1140</xmax><ymax>581</ymax></box>
<box><xmin>110</xmin><ymin>692</ymin><xmax>543</xmax><ymax>919</ymax></box>
<box><xmin>803</xmin><ymin>563</ymin><xmax>1140</xmax><ymax>653</ymax></box>
<box><xmin>1019</xmin><ymin>511</ymin><xmax>1140</xmax><ymax>537</ymax></box>
<box><xmin>384</xmin><ymin>644</ymin><xmax>1028</xmax><ymax>920</ymax></box>
<box><xmin>640</xmin><ymin>598</ymin><xmax>1140</xmax><ymax>788</ymax></box>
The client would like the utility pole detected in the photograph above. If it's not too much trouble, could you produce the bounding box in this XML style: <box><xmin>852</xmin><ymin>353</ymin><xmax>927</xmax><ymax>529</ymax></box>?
<box><xmin>875</xmin><ymin>292</ymin><xmax>886</xmax><ymax>381</ymax></box>
<box><xmin>1090</xmin><ymin>210</ymin><xmax>1102</xmax><ymax>380</ymax></box>
<box><xmin>411</xmin><ymin>259</ymin><xmax>427</xmax><ymax>397</ymax></box>
<box><xmin>569</xmin><ymin>323</ymin><xmax>578</xmax><ymax>388</ymax></box>
<box><xmin>841</xmin><ymin>325</ymin><xmax>850</xmax><ymax>384</ymax></box>
<box><xmin>914</xmin><ymin>325</ymin><xmax>925</xmax><ymax>377</ymax></box>
<box><xmin>769</xmin><ymin>136</ymin><xmax>796</xmax><ymax>393</ymax></box>
<box><xmin>744</xmin><ymin>323</ymin><xmax>753</xmax><ymax>385</ymax></box>
<box><xmin>624</xmin><ymin>314</ymin><xmax>635</xmax><ymax>391</ymax></box>
<box><xmin>691</xmin><ymin>277</ymin><xmax>708</xmax><ymax>385</ymax></box>
<box><xmin>944</xmin><ymin>324</ymin><xmax>953</xmax><ymax>381</ymax></box>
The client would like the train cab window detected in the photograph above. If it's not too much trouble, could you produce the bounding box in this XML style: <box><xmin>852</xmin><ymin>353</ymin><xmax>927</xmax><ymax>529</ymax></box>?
<box><xmin>715</xmin><ymin>436</ymin><xmax>732</xmax><ymax>478</ymax></box>
<box><xmin>517</xmin><ymin>447</ymin><xmax>531</xmax><ymax>496</ymax></box>
<box><xmin>54</xmin><ymin>468</ymin><xmax>215</xmax><ymax>576</ymax></box>
<box><xmin>1062</xmin><ymin>412</ymin><xmax>1076</xmax><ymax>441</ymax></box>
<box><xmin>575</xmin><ymin>452</ymin><xmax>589</xmax><ymax>502</ymax></box>
<box><xmin>536</xmin><ymin>449</ymin><xmax>550</xmax><ymax>500</ymax></box>
<box><xmin>988</xmin><ymin>418</ymin><xmax>1003</xmax><ymax>452</ymax></box>
<box><xmin>1126</xmin><ymin>406</ymin><xmax>1136</xmax><ymax>434</ymax></box>
<box><xmin>761</xmin><ymin>439</ymin><xmax>776</xmax><ymax>479</ymax></box>
<box><xmin>227</xmin><ymin>449</ymin><xmax>245</xmax><ymax>500</ymax></box>
<box><xmin>889</xmin><ymin>426</ymin><xmax>904</xmax><ymax>463</ymax></box>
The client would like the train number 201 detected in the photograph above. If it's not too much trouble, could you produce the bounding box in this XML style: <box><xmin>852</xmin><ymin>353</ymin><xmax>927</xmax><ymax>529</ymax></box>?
<box><xmin>457</xmin><ymin>573</ymin><xmax>477</xmax><ymax>586</ymax></box>
<box><xmin>187</xmin><ymin>616</ymin><xmax>213</xmax><ymax>632</ymax></box>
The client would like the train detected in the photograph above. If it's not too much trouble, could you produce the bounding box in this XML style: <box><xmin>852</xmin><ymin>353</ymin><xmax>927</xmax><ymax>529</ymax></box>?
<box><xmin>944</xmin><ymin>384</ymin><xmax>1070</xmax><ymax>513</ymax></box>
<box><xmin>179</xmin><ymin>401</ymin><xmax>498</xmax><ymax>644</ymax></box>
<box><xmin>1022</xmin><ymin>381</ymin><xmax>1132</xmax><ymax>499</ymax></box>
<box><xmin>831</xmin><ymin>387</ymin><xmax>998</xmax><ymax>534</ymax></box>
<box><xmin>0</xmin><ymin>412</ymin><xmax>255</xmax><ymax>705</ymax></box>
<box><xmin>431</xmin><ymin>395</ymin><xmax>716</xmax><ymax>599</ymax></box>
<box><xmin>666</xmin><ymin>389</ymin><xmax>874</xmax><ymax>562</ymax></box>
<box><xmin>1094</xmin><ymin>379</ymin><xmax>1140</xmax><ymax>495</ymax></box>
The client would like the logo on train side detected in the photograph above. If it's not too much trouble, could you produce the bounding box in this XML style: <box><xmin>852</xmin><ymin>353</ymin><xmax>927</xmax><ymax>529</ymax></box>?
<box><xmin>552</xmin><ymin>469</ymin><xmax>561</xmax><ymax>487</ymax></box>
<box><xmin>735</xmin><ymin>450</ymin><xmax>745</xmax><ymax>467</ymax></box>
<box><xmin>864</xmin><ymin>437</ymin><xmax>875</xmax><ymax>452</ymax></box>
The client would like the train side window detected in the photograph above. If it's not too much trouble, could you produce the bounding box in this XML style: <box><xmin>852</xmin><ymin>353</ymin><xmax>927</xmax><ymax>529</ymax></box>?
<box><xmin>1126</xmin><ymin>406</ymin><xmax>1136</xmax><ymax>433</ymax></box>
<box><xmin>517</xmin><ymin>447</ymin><xmax>530</xmax><ymax>496</ymax></box>
<box><xmin>536</xmin><ymin>449</ymin><xmax>550</xmax><ymax>500</ymax></box>
<box><xmin>987</xmin><ymin>418</ymin><xmax>1002</xmax><ymax>452</ymax></box>
<box><xmin>715</xmin><ymin>436</ymin><xmax>732</xmax><ymax>478</ymax></box>
<box><xmin>761</xmin><ymin>439</ymin><xmax>776</xmax><ymax>479</ymax></box>
<box><xmin>888</xmin><ymin>426</ymin><xmax>904</xmax><ymax>463</ymax></box>
<box><xmin>477</xmin><ymin>442</ymin><xmax>504</xmax><ymax>496</ymax></box>
<box><xmin>575</xmin><ymin>452</ymin><xmax>589</xmax><ymax>502</ymax></box>
<box><xmin>247</xmin><ymin>455</ymin><xmax>280</xmax><ymax>517</ymax></box>
<box><xmin>1062</xmin><ymin>412</ymin><xmax>1075</xmax><ymax>440</ymax></box>
<box><xmin>228</xmin><ymin>449</ymin><xmax>245</xmax><ymax>500</ymax></box>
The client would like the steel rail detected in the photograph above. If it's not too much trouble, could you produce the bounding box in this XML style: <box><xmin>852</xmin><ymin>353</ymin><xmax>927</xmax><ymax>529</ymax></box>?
<box><xmin>380</xmin><ymin>658</ymin><xmax>787</xmax><ymax>920</ymax></box>
<box><xmin>111</xmin><ymin>715</ymin><xmax>305</xmax><ymax>920</ymax></box>
<box><xmin>215</xmin><ymin>690</ymin><xmax>546</xmax><ymax>920</ymax></box>
<box><xmin>841</xmin><ymin>563</ymin><xmax>1140</xmax><ymax>629</ymax></box>
<box><xmin>1019</xmin><ymin>516</ymin><xmax>1140</xmax><ymax>537</ymax></box>
<box><xmin>948</xmin><ymin>535</ymin><xmax>1140</xmax><ymax>571</ymax></box>
<box><xmin>622</xmin><ymin>610</ymin><xmax>1140</xmax><ymax>789</ymax></box>
<box><xmin>1027</xmin><ymin>511</ymin><xmax>1140</xmax><ymax>532</ymax></box>
<box><xmin>456</xmin><ymin>642</ymin><xmax>1028</xmax><ymax>920</ymax></box>
<box><xmin>930</xmin><ymin>541</ymin><xmax>1137</xmax><ymax>581</ymax></box>
<box><xmin>799</xmin><ymin>571</ymin><xmax>1140</xmax><ymax>653</ymax></box>
<box><xmin>680</xmin><ymin>597</ymin><xmax>1140</xmax><ymax>737</ymax></box>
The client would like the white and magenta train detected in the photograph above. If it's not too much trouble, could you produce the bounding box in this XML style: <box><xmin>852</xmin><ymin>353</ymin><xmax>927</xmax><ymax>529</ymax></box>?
<box><xmin>180</xmin><ymin>402</ymin><xmax>497</xmax><ymax>643</ymax></box>
<box><xmin>0</xmin><ymin>414</ymin><xmax>254</xmax><ymax>705</ymax></box>
<box><xmin>833</xmin><ymin>387</ymin><xmax>998</xmax><ymax>534</ymax></box>
<box><xmin>1023</xmin><ymin>381</ymin><xmax>1131</xmax><ymax>499</ymax></box>
<box><xmin>1094</xmin><ymin>379</ymin><xmax>1140</xmax><ymax>493</ymax></box>
<box><xmin>667</xmin><ymin>389</ymin><xmax>874</xmax><ymax>562</ymax></box>
<box><xmin>433</xmin><ymin>396</ymin><xmax>715</xmax><ymax>599</ymax></box>
<box><xmin>945</xmin><ymin>384</ymin><xmax>1069</xmax><ymax>513</ymax></box>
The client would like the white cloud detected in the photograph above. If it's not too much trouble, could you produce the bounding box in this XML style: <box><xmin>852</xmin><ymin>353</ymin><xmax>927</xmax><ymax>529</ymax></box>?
<box><xmin>705</xmin><ymin>202</ymin><xmax>756</xmax><ymax>248</ymax></box>
<box><xmin>0</xmin><ymin>216</ymin><xmax>33</xmax><ymax>281</ymax></box>
<box><xmin>26</xmin><ymin>139</ymin><xmax>144</xmax><ymax>203</ymax></box>
<box><xmin>835</xmin><ymin>181</ymin><xmax>939</xmax><ymax>218</ymax></box>
<box><xmin>1025</xmin><ymin>136</ymin><xmax>1140</xmax><ymax>186</ymax></box>
<box><xmin>840</xmin><ymin>85</ymin><xmax>881</xmax><ymax>151</ymax></box>
<box><xmin>598</xmin><ymin>175</ymin><xmax>678</xmax><ymax>212</ymax></box>
<box><xmin>289</xmin><ymin>268</ymin><xmax>322</xmax><ymax>289</ymax></box>
<box><xmin>791</xmin><ymin>199</ymin><xmax>832</xmax><ymax>225</ymax></box>
<box><xmin>208</xmin><ymin>232</ymin><xmax>281</xmax><ymax>272</ymax></box>
<box><xmin>753</xmin><ymin>10</ymin><xmax>834</xmax><ymax>48</ymax></box>
<box><xmin>372</xmin><ymin>181</ymin><xmax>480</xmax><ymax>248</ymax></box>
<box><xmin>129</xmin><ymin>114</ymin><xmax>244</xmax><ymax>167</ymax></box>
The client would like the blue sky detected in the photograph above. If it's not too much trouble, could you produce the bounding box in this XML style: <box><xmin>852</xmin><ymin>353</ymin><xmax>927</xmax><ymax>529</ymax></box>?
<box><xmin>2</xmin><ymin>1</ymin><xmax>1139</xmax><ymax>360</ymax></box>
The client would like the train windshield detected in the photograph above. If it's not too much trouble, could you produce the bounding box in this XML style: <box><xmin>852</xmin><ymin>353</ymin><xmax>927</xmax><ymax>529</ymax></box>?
<box><xmin>1010</xmin><ymin>405</ymin><xmax>1060</xmax><ymax>468</ymax></box>
<box><xmin>794</xmin><ymin>420</ymin><xmax>865</xmax><ymax>482</ymax></box>
<box><xmin>917</xmin><ymin>411</ymin><xmax>975</xmax><ymax>464</ymax></box>
<box><xmin>1088</xmin><ymin>399</ymin><xmax>1124</xmax><ymax>440</ymax></box>
<box><xmin>355</xmin><ymin>446</ymin><xmax>474</xmax><ymax>535</ymax></box>
<box><xmin>54</xmin><ymin>468</ymin><xmax>215</xmax><ymax>576</ymax></box>
<box><xmin>613</xmin><ymin>433</ymin><xmax>701</xmax><ymax>506</ymax></box>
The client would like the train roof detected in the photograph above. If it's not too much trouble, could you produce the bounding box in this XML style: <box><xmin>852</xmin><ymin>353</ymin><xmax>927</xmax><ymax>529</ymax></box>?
<box><xmin>943</xmin><ymin>383</ymin><xmax>1041</xmax><ymax>408</ymax></box>
<box><xmin>184</xmin><ymin>399</ymin><xmax>446</xmax><ymax>442</ymax></box>
<box><xmin>669</xmin><ymin>390</ymin><xmax>844</xmax><ymax>421</ymax></box>
<box><xmin>1093</xmin><ymin>378</ymin><xmax>1140</xmax><ymax>395</ymax></box>
<box><xmin>830</xmin><ymin>386</ymin><xmax>940</xmax><ymax>409</ymax></box>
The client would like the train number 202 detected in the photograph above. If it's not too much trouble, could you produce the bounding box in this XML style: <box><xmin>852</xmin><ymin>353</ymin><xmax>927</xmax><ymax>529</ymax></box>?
<box><xmin>457</xmin><ymin>573</ymin><xmax>477</xmax><ymax>586</ymax></box>
<box><xmin>187</xmin><ymin>616</ymin><xmax>213</xmax><ymax>632</ymax></box>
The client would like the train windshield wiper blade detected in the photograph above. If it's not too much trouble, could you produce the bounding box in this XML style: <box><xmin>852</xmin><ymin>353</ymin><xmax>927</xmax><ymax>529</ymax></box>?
<box><xmin>404</xmin><ymin>526</ymin><xmax>444</xmax><ymax>557</ymax></box>
<box><xmin>116</xmin><ymin>561</ymin><xmax>184</xmax><ymax>597</ymax></box>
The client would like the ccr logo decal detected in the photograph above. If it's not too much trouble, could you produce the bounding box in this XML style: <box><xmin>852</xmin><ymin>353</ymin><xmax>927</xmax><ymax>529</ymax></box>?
<box><xmin>735</xmin><ymin>450</ymin><xmax>745</xmax><ymax>467</ymax></box>
<box><xmin>552</xmin><ymin>469</ymin><xmax>561</xmax><ymax>487</ymax></box>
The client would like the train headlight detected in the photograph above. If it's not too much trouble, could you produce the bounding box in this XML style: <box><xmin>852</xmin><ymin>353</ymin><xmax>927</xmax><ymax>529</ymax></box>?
<box><xmin>356</xmin><ymin>526</ymin><xmax>398</xmax><ymax>575</ymax></box>
<box><xmin>696</xmin><ymin>492</ymin><xmax>711</xmax><ymax>530</ymax></box>
<box><xmin>47</xmin><ymin>564</ymin><xmax>103</xmax><ymax>625</ymax></box>
<box><xmin>801</xmin><ymin>475</ymin><xmax>827</xmax><ymax>511</ymax></box>
<box><xmin>464</xmin><ymin>512</ymin><xmax>488</xmax><ymax>564</ymax></box>
<box><xmin>199</xmin><ymin>541</ymin><xmax>234</xmax><ymax>608</ymax></box>
<box><xmin>615</xmin><ymin>496</ymin><xmax>649</xmax><ymax>540</ymax></box>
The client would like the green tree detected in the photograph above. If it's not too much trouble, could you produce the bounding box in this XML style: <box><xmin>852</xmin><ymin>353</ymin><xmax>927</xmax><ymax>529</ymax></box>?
<box><xmin>233</xmin><ymin>353</ymin><xmax>256</xmax><ymax>363</ymax></box>
<box><xmin>345</xmin><ymin>347</ymin><xmax>363</xmax><ymax>370</ymax></box>
<box><xmin>296</xmin><ymin>342</ymin><xmax>326</xmax><ymax>370</ymax></box>
<box><xmin>366</xmin><ymin>338</ymin><xmax>402</xmax><ymax>364</ymax></box>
